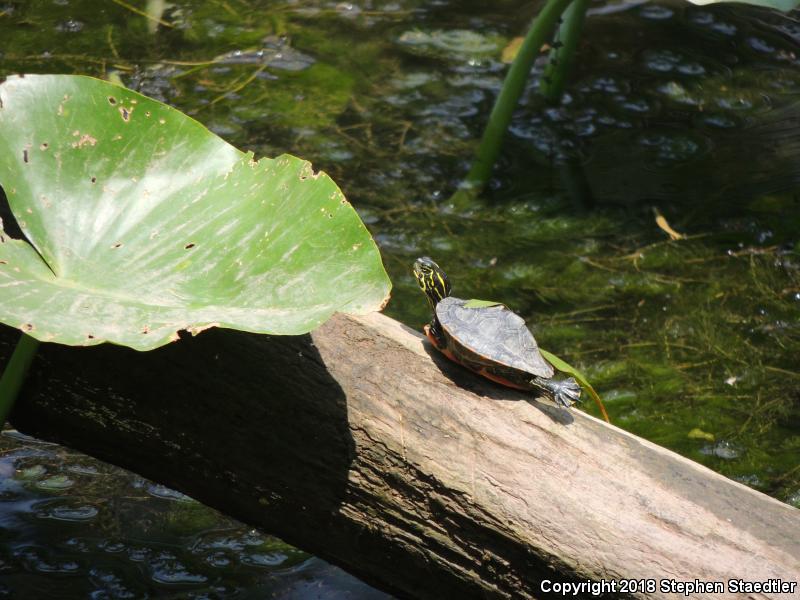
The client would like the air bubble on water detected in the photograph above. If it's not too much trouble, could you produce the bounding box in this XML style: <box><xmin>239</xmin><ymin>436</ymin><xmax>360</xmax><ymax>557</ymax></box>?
<box><xmin>242</xmin><ymin>552</ymin><xmax>288</xmax><ymax>568</ymax></box>
<box><xmin>151</xmin><ymin>561</ymin><xmax>208</xmax><ymax>585</ymax></box>
<box><xmin>206</xmin><ymin>552</ymin><xmax>231</xmax><ymax>568</ymax></box>
<box><xmin>100</xmin><ymin>542</ymin><xmax>127</xmax><ymax>554</ymax></box>
<box><xmin>689</xmin><ymin>11</ymin><xmax>713</xmax><ymax>26</ymax></box>
<box><xmin>127</xmin><ymin>547</ymin><xmax>150</xmax><ymax>562</ymax></box>
<box><xmin>640</xmin><ymin>4</ymin><xmax>673</xmax><ymax>20</ymax></box>
<box><xmin>146</xmin><ymin>483</ymin><xmax>193</xmax><ymax>502</ymax></box>
<box><xmin>748</xmin><ymin>37</ymin><xmax>776</xmax><ymax>54</ymax></box>
<box><xmin>677</xmin><ymin>63</ymin><xmax>705</xmax><ymax>76</ymax></box>
<box><xmin>700</xmin><ymin>440</ymin><xmax>740</xmax><ymax>460</ymax></box>
<box><xmin>48</xmin><ymin>505</ymin><xmax>99</xmax><ymax>522</ymax></box>
<box><xmin>703</xmin><ymin>114</ymin><xmax>738</xmax><ymax>129</ymax></box>
<box><xmin>56</xmin><ymin>19</ymin><xmax>84</xmax><ymax>33</ymax></box>
<box><xmin>36</xmin><ymin>475</ymin><xmax>74</xmax><ymax>490</ymax></box>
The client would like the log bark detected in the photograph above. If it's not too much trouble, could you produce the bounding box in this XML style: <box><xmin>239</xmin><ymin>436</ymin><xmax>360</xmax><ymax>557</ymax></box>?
<box><xmin>2</xmin><ymin>313</ymin><xmax>799</xmax><ymax>600</ymax></box>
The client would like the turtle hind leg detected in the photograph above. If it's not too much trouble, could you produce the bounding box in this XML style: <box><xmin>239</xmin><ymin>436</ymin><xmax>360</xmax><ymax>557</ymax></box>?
<box><xmin>531</xmin><ymin>376</ymin><xmax>582</xmax><ymax>408</ymax></box>
<box><xmin>551</xmin><ymin>377</ymin><xmax>582</xmax><ymax>408</ymax></box>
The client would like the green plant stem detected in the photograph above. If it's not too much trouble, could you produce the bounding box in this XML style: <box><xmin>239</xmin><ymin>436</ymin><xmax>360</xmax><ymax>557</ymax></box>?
<box><xmin>540</xmin><ymin>0</ymin><xmax>590</xmax><ymax>102</ymax></box>
<box><xmin>463</xmin><ymin>0</ymin><xmax>575</xmax><ymax>189</ymax></box>
<box><xmin>0</xmin><ymin>333</ymin><xmax>40</xmax><ymax>425</ymax></box>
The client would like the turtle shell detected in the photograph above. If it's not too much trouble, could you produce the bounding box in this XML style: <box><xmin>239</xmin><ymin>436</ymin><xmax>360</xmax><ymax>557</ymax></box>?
<box><xmin>435</xmin><ymin>297</ymin><xmax>554</xmax><ymax>379</ymax></box>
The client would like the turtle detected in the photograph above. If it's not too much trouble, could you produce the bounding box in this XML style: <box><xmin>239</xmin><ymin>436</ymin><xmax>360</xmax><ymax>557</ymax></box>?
<box><xmin>413</xmin><ymin>256</ymin><xmax>581</xmax><ymax>408</ymax></box>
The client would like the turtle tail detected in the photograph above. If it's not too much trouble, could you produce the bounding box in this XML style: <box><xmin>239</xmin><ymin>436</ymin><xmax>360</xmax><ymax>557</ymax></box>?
<box><xmin>542</xmin><ymin>377</ymin><xmax>582</xmax><ymax>408</ymax></box>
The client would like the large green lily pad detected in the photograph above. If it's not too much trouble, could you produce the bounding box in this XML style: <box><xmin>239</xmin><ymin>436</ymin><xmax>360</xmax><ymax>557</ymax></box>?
<box><xmin>0</xmin><ymin>75</ymin><xmax>390</xmax><ymax>350</ymax></box>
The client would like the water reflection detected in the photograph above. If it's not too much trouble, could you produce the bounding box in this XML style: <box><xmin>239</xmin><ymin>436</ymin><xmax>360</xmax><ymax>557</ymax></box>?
<box><xmin>0</xmin><ymin>429</ymin><xmax>391</xmax><ymax>599</ymax></box>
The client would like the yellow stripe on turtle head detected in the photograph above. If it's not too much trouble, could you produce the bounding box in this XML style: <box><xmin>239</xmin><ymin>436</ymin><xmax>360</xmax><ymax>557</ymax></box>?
<box><xmin>413</xmin><ymin>257</ymin><xmax>452</xmax><ymax>307</ymax></box>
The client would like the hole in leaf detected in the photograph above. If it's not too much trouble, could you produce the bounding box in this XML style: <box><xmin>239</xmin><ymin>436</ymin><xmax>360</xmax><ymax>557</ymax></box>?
<box><xmin>112</xmin><ymin>242</ymin><xmax>122</xmax><ymax>249</ymax></box>
<box><xmin>91</xmin><ymin>176</ymin><xmax>97</xmax><ymax>184</ymax></box>
<box><xmin>87</xmin><ymin>334</ymin><xmax>95</xmax><ymax>340</ymax></box>
<box><xmin>23</xmin><ymin>323</ymin><xmax>34</xmax><ymax>332</ymax></box>
<box><xmin>108</xmin><ymin>96</ymin><xmax>117</xmax><ymax>105</ymax></box>
<box><xmin>184</xmin><ymin>243</ymin><xmax>195</xmax><ymax>249</ymax></box>
<box><xmin>40</xmin><ymin>142</ymin><xmax>48</xmax><ymax>150</ymax></box>
<box><xmin>120</xmin><ymin>107</ymin><xmax>130</xmax><ymax>121</ymax></box>
<box><xmin>22</xmin><ymin>149</ymin><xmax>28</xmax><ymax>163</ymax></box>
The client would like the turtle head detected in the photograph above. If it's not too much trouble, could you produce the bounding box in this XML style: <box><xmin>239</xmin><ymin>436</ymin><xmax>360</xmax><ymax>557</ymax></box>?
<box><xmin>413</xmin><ymin>257</ymin><xmax>451</xmax><ymax>310</ymax></box>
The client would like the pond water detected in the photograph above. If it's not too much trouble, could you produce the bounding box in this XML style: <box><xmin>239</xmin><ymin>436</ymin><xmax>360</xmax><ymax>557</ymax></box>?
<box><xmin>1</xmin><ymin>0</ymin><xmax>799</xmax><ymax>596</ymax></box>
<box><xmin>0</xmin><ymin>428</ymin><xmax>391</xmax><ymax>598</ymax></box>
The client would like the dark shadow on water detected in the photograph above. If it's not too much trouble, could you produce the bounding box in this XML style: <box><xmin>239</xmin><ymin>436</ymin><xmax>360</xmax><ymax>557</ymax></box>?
<box><xmin>419</xmin><ymin>337</ymin><xmax>575</xmax><ymax>425</ymax></box>
<box><xmin>5</xmin><ymin>325</ymin><xmax>362</xmax><ymax>589</ymax></box>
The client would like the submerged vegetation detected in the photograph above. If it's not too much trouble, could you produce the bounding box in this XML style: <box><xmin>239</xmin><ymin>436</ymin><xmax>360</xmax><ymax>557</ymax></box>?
<box><xmin>0</xmin><ymin>0</ymin><xmax>798</xmax><ymax>594</ymax></box>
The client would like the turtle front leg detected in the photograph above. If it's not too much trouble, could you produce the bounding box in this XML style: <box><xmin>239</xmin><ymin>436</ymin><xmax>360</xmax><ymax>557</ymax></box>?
<box><xmin>424</xmin><ymin>318</ymin><xmax>447</xmax><ymax>350</ymax></box>
<box><xmin>530</xmin><ymin>376</ymin><xmax>582</xmax><ymax>408</ymax></box>
<box><xmin>424</xmin><ymin>320</ymin><xmax>463</xmax><ymax>365</ymax></box>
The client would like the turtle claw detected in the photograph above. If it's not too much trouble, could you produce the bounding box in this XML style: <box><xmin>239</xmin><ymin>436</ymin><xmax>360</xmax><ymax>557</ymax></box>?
<box><xmin>550</xmin><ymin>377</ymin><xmax>581</xmax><ymax>408</ymax></box>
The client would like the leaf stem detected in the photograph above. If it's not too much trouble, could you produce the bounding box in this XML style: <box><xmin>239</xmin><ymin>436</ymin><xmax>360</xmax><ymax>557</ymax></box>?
<box><xmin>462</xmin><ymin>0</ymin><xmax>575</xmax><ymax>190</ymax></box>
<box><xmin>582</xmin><ymin>381</ymin><xmax>611</xmax><ymax>424</ymax></box>
<box><xmin>540</xmin><ymin>0</ymin><xmax>590</xmax><ymax>102</ymax></box>
<box><xmin>0</xmin><ymin>333</ymin><xmax>40</xmax><ymax>425</ymax></box>
<box><xmin>539</xmin><ymin>348</ymin><xmax>611</xmax><ymax>423</ymax></box>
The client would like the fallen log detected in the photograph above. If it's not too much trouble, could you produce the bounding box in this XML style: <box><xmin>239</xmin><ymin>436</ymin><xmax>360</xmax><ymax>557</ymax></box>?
<box><xmin>2</xmin><ymin>313</ymin><xmax>799</xmax><ymax>600</ymax></box>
